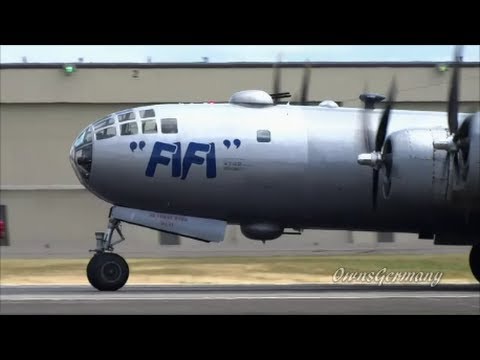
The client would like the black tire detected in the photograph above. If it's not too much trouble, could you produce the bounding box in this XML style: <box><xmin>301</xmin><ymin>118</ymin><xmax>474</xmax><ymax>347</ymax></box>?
<box><xmin>86</xmin><ymin>254</ymin><xmax>101</xmax><ymax>289</ymax></box>
<box><xmin>87</xmin><ymin>253</ymin><xmax>129</xmax><ymax>291</ymax></box>
<box><xmin>469</xmin><ymin>245</ymin><xmax>480</xmax><ymax>283</ymax></box>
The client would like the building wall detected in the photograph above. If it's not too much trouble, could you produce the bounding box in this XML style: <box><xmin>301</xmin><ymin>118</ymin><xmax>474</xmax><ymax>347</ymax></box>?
<box><xmin>2</xmin><ymin>66</ymin><xmax>479</xmax><ymax>105</ymax></box>
<box><xmin>0</xmin><ymin>103</ymin><xmax>139</xmax><ymax>186</ymax></box>
<box><xmin>1</xmin><ymin>64</ymin><xmax>479</xmax><ymax>256</ymax></box>
<box><xmin>1</xmin><ymin>185</ymin><xmax>395</xmax><ymax>257</ymax></box>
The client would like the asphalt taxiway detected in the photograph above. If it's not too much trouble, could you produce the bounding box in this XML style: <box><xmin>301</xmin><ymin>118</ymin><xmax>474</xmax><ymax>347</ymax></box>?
<box><xmin>1</xmin><ymin>284</ymin><xmax>478</xmax><ymax>315</ymax></box>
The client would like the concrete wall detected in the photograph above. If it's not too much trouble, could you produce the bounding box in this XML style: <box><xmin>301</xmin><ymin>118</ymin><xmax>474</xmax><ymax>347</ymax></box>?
<box><xmin>1</xmin><ymin>187</ymin><xmax>419</xmax><ymax>257</ymax></box>
<box><xmin>2</xmin><ymin>65</ymin><xmax>479</xmax><ymax>105</ymax></box>
<box><xmin>1</xmin><ymin>63</ymin><xmax>479</xmax><ymax>256</ymax></box>
<box><xmin>0</xmin><ymin>104</ymin><xmax>138</xmax><ymax>186</ymax></box>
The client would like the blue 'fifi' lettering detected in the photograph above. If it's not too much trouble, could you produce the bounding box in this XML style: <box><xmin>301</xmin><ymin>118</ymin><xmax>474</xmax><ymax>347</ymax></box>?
<box><xmin>181</xmin><ymin>142</ymin><xmax>216</xmax><ymax>180</ymax></box>
<box><xmin>145</xmin><ymin>141</ymin><xmax>216</xmax><ymax>179</ymax></box>
<box><xmin>145</xmin><ymin>142</ymin><xmax>181</xmax><ymax>178</ymax></box>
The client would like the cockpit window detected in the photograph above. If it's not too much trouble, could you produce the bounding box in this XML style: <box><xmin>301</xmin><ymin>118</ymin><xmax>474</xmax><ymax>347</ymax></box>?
<box><xmin>84</xmin><ymin>127</ymin><xmax>93</xmax><ymax>143</ymax></box>
<box><xmin>74</xmin><ymin>127</ymin><xmax>93</xmax><ymax>148</ymax></box>
<box><xmin>120</xmin><ymin>122</ymin><xmax>138</xmax><ymax>136</ymax></box>
<box><xmin>93</xmin><ymin>116</ymin><xmax>115</xmax><ymax>130</ymax></box>
<box><xmin>117</xmin><ymin>111</ymin><xmax>136</xmax><ymax>122</ymax></box>
<box><xmin>75</xmin><ymin>147</ymin><xmax>92</xmax><ymax>174</ymax></box>
<box><xmin>96</xmin><ymin>126</ymin><xmax>117</xmax><ymax>140</ymax></box>
<box><xmin>161</xmin><ymin>118</ymin><xmax>178</xmax><ymax>134</ymax></box>
<box><xmin>74</xmin><ymin>130</ymin><xmax>86</xmax><ymax>148</ymax></box>
<box><xmin>140</xmin><ymin>109</ymin><xmax>155</xmax><ymax>118</ymax></box>
<box><xmin>72</xmin><ymin>126</ymin><xmax>93</xmax><ymax>182</ymax></box>
<box><xmin>142</xmin><ymin>119</ymin><xmax>158</xmax><ymax>134</ymax></box>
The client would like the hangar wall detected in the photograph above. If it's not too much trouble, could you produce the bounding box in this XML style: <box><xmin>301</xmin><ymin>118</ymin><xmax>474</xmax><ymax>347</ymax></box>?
<box><xmin>1</xmin><ymin>63</ymin><xmax>479</xmax><ymax>257</ymax></box>
<box><xmin>2</xmin><ymin>64</ymin><xmax>479</xmax><ymax>105</ymax></box>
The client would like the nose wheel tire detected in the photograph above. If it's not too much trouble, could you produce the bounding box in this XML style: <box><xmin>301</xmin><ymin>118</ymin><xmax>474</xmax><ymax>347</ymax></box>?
<box><xmin>87</xmin><ymin>253</ymin><xmax>129</xmax><ymax>291</ymax></box>
<box><xmin>469</xmin><ymin>245</ymin><xmax>480</xmax><ymax>283</ymax></box>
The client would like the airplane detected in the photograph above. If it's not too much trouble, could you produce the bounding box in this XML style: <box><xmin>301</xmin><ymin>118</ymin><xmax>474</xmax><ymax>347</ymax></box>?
<box><xmin>70</xmin><ymin>46</ymin><xmax>480</xmax><ymax>291</ymax></box>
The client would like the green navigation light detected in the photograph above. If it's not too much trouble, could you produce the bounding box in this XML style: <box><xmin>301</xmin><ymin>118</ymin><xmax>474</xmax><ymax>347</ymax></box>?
<box><xmin>437</xmin><ymin>64</ymin><xmax>448</xmax><ymax>73</ymax></box>
<box><xmin>63</xmin><ymin>64</ymin><xmax>76</xmax><ymax>74</ymax></box>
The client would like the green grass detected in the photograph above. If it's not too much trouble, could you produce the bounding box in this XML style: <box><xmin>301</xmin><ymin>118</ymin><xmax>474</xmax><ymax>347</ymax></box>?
<box><xmin>0</xmin><ymin>254</ymin><xmax>475</xmax><ymax>283</ymax></box>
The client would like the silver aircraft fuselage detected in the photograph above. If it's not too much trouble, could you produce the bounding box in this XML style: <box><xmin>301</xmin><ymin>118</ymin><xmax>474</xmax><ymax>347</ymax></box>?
<box><xmin>71</xmin><ymin>103</ymin><xmax>477</xmax><ymax>235</ymax></box>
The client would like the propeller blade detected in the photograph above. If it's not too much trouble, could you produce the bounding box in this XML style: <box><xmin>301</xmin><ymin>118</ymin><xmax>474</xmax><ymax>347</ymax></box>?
<box><xmin>457</xmin><ymin>150</ymin><xmax>468</xmax><ymax>181</ymax></box>
<box><xmin>272</xmin><ymin>55</ymin><xmax>282</xmax><ymax>104</ymax></box>
<box><xmin>361</xmin><ymin>82</ymin><xmax>373</xmax><ymax>152</ymax></box>
<box><xmin>382</xmin><ymin>152</ymin><xmax>393</xmax><ymax>197</ymax></box>
<box><xmin>453</xmin><ymin>152</ymin><xmax>460</xmax><ymax>178</ymax></box>
<box><xmin>454</xmin><ymin>116</ymin><xmax>471</xmax><ymax>144</ymax></box>
<box><xmin>300</xmin><ymin>62</ymin><xmax>311</xmax><ymax>105</ymax></box>
<box><xmin>375</xmin><ymin>78</ymin><xmax>397</xmax><ymax>152</ymax></box>
<box><xmin>372</xmin><ymin>168</ymin><xmax>379</xmax><ymax>211</ymax></box>
<box><xmin>447</xmin><ymin>45</ymin><xmax>463</xmax><ymax>135</ymax></box>
<box><xmin>270</xmin><ymin>92</ymin><xmax>291</xmax><ymax>100</ymax></box>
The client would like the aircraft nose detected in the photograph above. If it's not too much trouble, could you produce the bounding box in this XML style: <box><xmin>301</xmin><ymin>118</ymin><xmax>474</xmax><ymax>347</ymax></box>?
<box><xmin>70</xmin><ymin>125</ymin><xmax>93</xmax><ymax>186</ymax></box>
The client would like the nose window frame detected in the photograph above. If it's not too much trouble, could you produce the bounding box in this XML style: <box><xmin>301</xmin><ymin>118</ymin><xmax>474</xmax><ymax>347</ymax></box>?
<box><xmin>142</xmin><ymin>119</ymin><xmax>158</xmax><ymax>134</ymax></box>
<box><xmin>117</xmin><ymin>111</ymin><xmax>136</xmax><ymax>122</ymax></box>
<box><xmin>120</xmin><ymin>121</ymin><xmax>139</xmax><ymax>136</ymax></box>
<box><xmin>96</xmin><ymin>126</ymin><xmax>117</xmax><ymax>140</ymax></box>
<box><xmin>140</xmin><ymin>109</ymin><xmax>155</xmax><ymax>118</ymax></box>
<box><xmin>73</xmin><ymin>125</ymin><xmax>93</xmax><ymax>180</ymax></box>
<box><xmin>93</xmin><ymin>116</ymin><xmax>115</xmax><ymax>130</ymax></box>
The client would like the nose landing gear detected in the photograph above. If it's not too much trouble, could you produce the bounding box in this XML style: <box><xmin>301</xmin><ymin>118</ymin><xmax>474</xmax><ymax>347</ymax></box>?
<box><xmin>87</xmin><ymin>218</ymin><xmax>130</xmax><ymax>291</ymax></box>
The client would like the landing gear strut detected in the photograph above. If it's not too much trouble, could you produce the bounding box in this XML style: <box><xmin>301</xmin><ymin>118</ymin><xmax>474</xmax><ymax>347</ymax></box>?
<box><xmin>87</xmin><ymin>218</ymin><xmax>129</xmax><ymax>291</ymax></box>
<box><xmin>469</xmin><ymin>245</ymin><xmax>480</xmax><ymax>283</ymax></box>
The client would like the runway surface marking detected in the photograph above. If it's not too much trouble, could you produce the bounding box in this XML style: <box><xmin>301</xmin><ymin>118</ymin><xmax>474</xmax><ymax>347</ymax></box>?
<box><xmin>1</xmin><ymin>285</ymin><xmax>478</xmax><ymax>314</ymax></box>
<box><xmin>2</xmin><ymin>294</ymin><xmax>478</xmax><ymax>301</ymax></box>
<box><xmin>2</xmin><ymin>284</ymin><xmax>478</xmax><ymax>301</ymax></box>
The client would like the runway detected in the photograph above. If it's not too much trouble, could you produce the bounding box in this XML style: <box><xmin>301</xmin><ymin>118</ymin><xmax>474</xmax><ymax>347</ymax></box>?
<box><xmin>1</xmin><ymin>284</ymin><xmax>479</xmax><ymax>314</ymax></box>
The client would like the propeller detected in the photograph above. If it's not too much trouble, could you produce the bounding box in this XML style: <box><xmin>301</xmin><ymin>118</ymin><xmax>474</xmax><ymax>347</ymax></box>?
<box><xmin>360</xmin><ymin>83</ymin><xmax>372</xmax><ymax>153</ymax></box>
<box><xmin>357</xmin><ymin>78</ymin><xmax>397</xmax><ymax>210</ymax></box>
<box><xmin>449</xmin><ymin>45</ymin><xmax>463</xmax><ymax>139</ymax></box>
<box><xmin>299</xmin><ymin>62</ymin><xmax>311</xmax><ymax>105</ymax></box>
<box><xmin>270</xmin><ymin>55</ymin><xmax>291</xmax><ymax>103</ymax></box>
<box><xmin>359</xmin><ymin>83</ymin><xmax>386</xmax><ymax>153</ymax></box>
<box><xmin>269</xmin><ymin>56</ymin><xmax>312</xmax><ymax>105</ymax></box>
<box><xmin>375</xmin><ymin>79</ymin><xmax>397</xmax><ymax>152</ymax></box>
<box><xmin>372</xmin><ymin>79</ymin><xmax>397</xmax><ymax>209</ymax></box>
<box><xmin>272</xmin><ymin>56</ymin><xmax>281</xmax><ymax>104</ymax></box>
<box><xmin>433</xmin><ymin>46</ymin><xmax>470</xmax><ymax>183</ymax></box>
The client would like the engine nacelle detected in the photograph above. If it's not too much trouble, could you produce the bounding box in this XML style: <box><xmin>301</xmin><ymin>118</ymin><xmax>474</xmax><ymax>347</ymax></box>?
<box><xmin>382</xmin><ymin>117</ymin><xmax>480</xmax><ymax>234</ymax></box>
<box><xmin>459</xmin><ymin>113</ymin><xmax>480</xmax><ymax>204</ymax></box>
<box><xmin>240</xmin><ymin>222</ymin><xmax>284</xmax><ymax>241</ymax></box>
<box><xmin>380</xmin><ymin>128</ymin><xmax>450</xmax><ymax>223</ymax></box>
